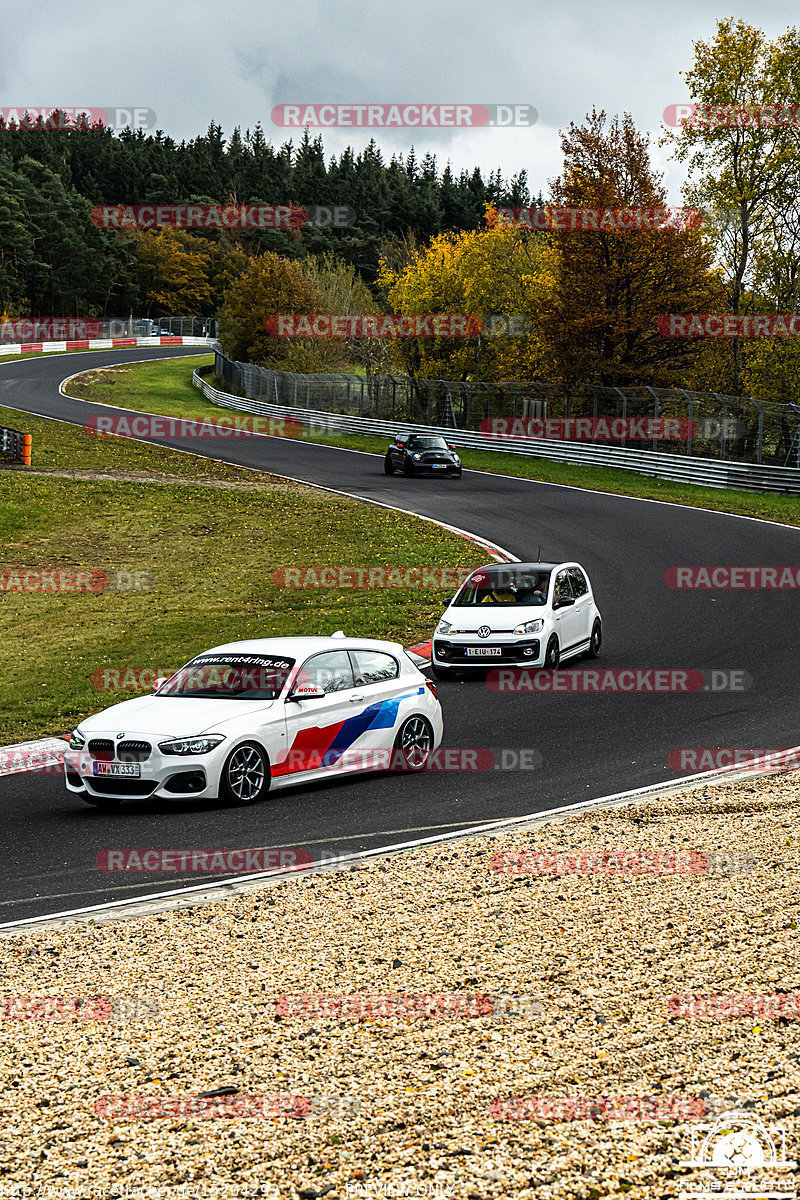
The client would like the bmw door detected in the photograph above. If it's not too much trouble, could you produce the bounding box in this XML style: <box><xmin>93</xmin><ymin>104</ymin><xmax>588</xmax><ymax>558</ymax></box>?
<box><xmin>277</xmin><ymin>650</ymin><xmax>358</xmax><ymax>781</ymax></box>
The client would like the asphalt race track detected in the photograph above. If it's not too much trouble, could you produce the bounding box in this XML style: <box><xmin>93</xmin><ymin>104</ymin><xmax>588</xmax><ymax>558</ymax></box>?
<box><xmin>2</xmin><ymin>346</ymin><xmax>800</xmax><ymax>924</ymax></box>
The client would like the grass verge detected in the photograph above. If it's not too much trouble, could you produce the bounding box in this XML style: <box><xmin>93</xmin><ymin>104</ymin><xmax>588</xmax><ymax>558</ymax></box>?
<box><xmin>0</xmin><ymin>402</ymin><xmax>486</xmax><ymax>744</ymax></box>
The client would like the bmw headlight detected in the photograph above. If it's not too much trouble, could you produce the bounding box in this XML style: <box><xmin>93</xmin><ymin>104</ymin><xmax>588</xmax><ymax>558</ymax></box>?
<box><xmin>514</xmin><ymin>619</ymin><xmax>544</xmax><ymax>635</ymax></box>
<box><xmin>436</xmin><ymin>620</ymin><xmax>452</xmax><ymax>635</ymax></box>
<box><xmin>413</xmin><ymin>453</ymin><xmax>422</xmax><ymax>460</ymax></box>
<box><xmin>158</xmin><ymin>735</ymin><xmax>226</xmax><ymax>756</ymax></box>
<box><xmin>69</xmin><ymin>729</ymin><xmax>86</xmax><ymax>750</ymax></box>
<box><xmin>452</xmin><ymin>455</ymin><xmax>461</xmax><ymax>464</ymax></box>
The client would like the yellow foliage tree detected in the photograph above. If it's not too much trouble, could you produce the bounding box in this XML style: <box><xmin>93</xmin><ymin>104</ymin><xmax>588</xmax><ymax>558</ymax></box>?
<box><xmin>377</xmin><ymin>223</ymin><xmax>553</xmax><ymax>382</ymax></box>
<box><xmin>126</xmin><ymin>229</ymin><xmax>214</xmax><ymax>315</ymax></box>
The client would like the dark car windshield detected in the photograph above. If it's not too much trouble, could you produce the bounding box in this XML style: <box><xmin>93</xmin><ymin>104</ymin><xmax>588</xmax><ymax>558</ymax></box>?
<box><xmin>157</xmin><ymin>654</ymin><xmax>295</xmax><ymax>699</ymax></box>
<box><xmin>452</xmin><ymin>567</ymin><xmax>552</xmax><ymax>606</ymax></box>
<box><xmin>406</xmin><ymin>436</ymin><xmax>450</xmax><ymax>450</ymax></box>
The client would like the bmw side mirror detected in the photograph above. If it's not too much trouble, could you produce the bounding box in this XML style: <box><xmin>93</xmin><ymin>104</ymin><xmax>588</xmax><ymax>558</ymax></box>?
<box><xmin>441</xmin><ymin>596</ymin><xmax>452</xmax><ymax>606</ymax></box>
<box><xmin>153</xmin><ymin>677</ymin><xmax>168</xmax><ymax>692</ymax></box>
<box><xmin>287</xmin><ymin>684</ymin><xmax>326</xmax><ymax>701</ymax></box>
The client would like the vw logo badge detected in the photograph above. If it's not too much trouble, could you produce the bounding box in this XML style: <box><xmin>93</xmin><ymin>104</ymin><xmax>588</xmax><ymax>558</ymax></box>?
<box><xmin>477</xmin><ymin>626</ymin><xmax>491</xmax><ymax>639</ymax></box>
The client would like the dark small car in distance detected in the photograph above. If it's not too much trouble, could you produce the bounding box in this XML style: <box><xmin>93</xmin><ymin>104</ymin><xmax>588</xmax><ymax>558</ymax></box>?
<box><xmin>384</xmin><ymin>433</ymin><xmax>462</xmax><ymax>478</ymax></box>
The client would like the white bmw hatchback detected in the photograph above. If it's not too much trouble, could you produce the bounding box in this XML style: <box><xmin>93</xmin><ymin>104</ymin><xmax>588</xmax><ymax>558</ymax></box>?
<box><xmin>431</xmin><ymin>561</ymin><xmax>602</xmax><ymax>678</ymax></box>
<box><xmin>65</xmin><ymin>634</ymin><xmax>443</xmax><ymax>808</ymax></box>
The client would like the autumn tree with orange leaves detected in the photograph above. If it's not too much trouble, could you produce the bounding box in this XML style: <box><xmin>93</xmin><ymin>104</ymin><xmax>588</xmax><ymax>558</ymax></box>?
<box><xmin>539</xmin><ymin>110</ymin><xmax>720</xmax><ymax>387</ymax></box>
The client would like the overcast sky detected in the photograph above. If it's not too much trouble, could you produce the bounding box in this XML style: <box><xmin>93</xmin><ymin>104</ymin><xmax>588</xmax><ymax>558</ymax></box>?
<box><xmin>1</xmin><ymin>2</ymin><xmax>798</xmax><ymax>203</ymax></box>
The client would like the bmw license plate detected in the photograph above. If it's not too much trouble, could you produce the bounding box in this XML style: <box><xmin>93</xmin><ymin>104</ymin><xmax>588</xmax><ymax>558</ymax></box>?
<box><xmin>431</xmin><ymin>464</ymin><xmax>447</xmax><ymax>469</ymax></box>
<box><xmin>93</xmin><ymin>762</ymin><xmax>140</xmax><ymax>777</ymax></box>
<box><xmin>466</xmin><ymin>647</ymin><xmax>502</xmax><ymax>656</ymax></box>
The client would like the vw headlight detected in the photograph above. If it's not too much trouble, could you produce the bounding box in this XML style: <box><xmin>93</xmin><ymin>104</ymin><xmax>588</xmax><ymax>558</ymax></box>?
<box><xmin>436</xmin><ymin>620</ymin><xmax>452</xmax><ymax>635</ymax></box>
<box><xmin>69</xmin><ymin>729</ymin><xmax>86</xmax><ymax>750</ymax></box>
<box><xmin>514</xmin><ymin>619</ymin><xmax>544</xmax><ymax>635</ymax></box>
<box><xmin>413</xmin><ymin>453</ymin><xmax>422</xmax><ymax>461</ymax></box>
<box><xmin>158</xmin><ymin>735</ymin><xmax>226</xmax><ymax>756</ymax></box>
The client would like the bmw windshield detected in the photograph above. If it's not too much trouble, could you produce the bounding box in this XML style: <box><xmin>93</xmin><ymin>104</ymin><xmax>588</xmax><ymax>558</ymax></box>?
<box><xmin>452</xmin><ymin>568</ymin><xmax>552</xmax><ymax>606</ymax></box>
<box><xmin>157</xmin><ymin>655</ymin><xmax>295</xmax><ymax>699</ymax></box>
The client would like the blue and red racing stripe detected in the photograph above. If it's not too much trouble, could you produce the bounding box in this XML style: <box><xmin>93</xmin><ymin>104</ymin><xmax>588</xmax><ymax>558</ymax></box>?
<box><xmin>274</xmin><ymin>694</ymin><xmax>419</xmax><ymax>776</ymax></box>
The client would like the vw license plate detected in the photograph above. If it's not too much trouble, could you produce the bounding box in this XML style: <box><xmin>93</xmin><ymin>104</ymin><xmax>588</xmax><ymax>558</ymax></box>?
<box><xmin>93</xmin><ymin>762</ymin><xmax>140</xmax><ymax>777</ymax></box>
<box><xmin>466</xmin><ymin>647</ymin><xmax>502</xmax><ymax>656</ymax></box>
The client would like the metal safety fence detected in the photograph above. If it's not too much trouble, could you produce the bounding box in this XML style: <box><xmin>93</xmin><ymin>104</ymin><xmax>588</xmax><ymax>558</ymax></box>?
<box><xmin>0</xmin><ymin>316</ymin><xmax>215</xmax><ymax>343</ymax></box>
<box><xmin>194</xmin><ymin>365</ymin><xmax>800</xmax><ymax>495</ymax></box>
<box><xmin>212</xmin><ymin>351</ymin><xmax>800</xmax><ymax>469</ymax></box>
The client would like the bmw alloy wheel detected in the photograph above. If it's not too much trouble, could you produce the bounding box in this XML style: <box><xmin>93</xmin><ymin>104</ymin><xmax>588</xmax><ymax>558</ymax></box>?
<box><xmin>392</xmin><ymin>716</ymin><xmax>434</xmax><ymax>770</ymax></box>
<box><xmin>220</xmin><ymin>742</ymin><xmax>270</xmax><ymax>806</ymax></box>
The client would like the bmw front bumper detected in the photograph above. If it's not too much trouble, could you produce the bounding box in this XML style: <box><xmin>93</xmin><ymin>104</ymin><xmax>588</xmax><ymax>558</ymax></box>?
<box><xmin>64</xmin><ymin>740</ymin><xmax>224</xmax><ymax>801</ymax></box>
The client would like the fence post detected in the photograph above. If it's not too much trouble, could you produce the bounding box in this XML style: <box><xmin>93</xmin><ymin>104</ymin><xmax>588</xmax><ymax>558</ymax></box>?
<box><xmin>679</xmin><ymin>390</ymin><xmax>693</xmax><ymax>456</ymax></box>
<box><xmin>645</xmin><ymin>386</ymin><xmax>660</xmax><ymax>452</ymax></box>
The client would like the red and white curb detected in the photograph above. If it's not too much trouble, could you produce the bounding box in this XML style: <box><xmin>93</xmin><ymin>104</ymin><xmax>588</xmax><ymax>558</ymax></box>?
<box><xmin>406</xmin><ymin>640</ymin><xmax>433</xmax><ymax>665</ymax></box>
<box><xmin>0</xmin><ymin>738</ymin><xmax>69</xmax><ymax>776</ymax></box>
<box><xmin>0</xmin><ymin>336</ymin><xmax>211</xmax><ymax>357</ymax></box>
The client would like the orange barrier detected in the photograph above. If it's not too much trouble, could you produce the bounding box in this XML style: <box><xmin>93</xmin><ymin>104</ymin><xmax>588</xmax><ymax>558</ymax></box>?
<box><xmin>0</xmin><ymin>426</ymin><xmax>31</xmax><ymax>465</ymax></box>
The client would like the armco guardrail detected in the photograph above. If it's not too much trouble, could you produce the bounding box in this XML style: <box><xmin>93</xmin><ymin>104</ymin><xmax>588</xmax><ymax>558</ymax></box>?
<box><xmin>192</xmin><ymin>366</ymin><xmax>800</xmax><ymax>495</ymax></box>
<box><xmin>0</xmin><ymin>426</ymin><xmax>31</xmax><ymax>465</ymax></box>
<box><xmin>213</xmin><ymin>351</ymin><xmax>800</xmax><ymax>467</ymax></box>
